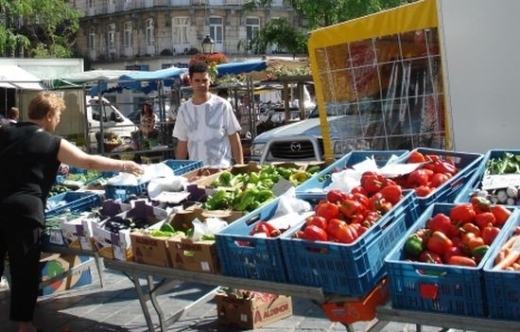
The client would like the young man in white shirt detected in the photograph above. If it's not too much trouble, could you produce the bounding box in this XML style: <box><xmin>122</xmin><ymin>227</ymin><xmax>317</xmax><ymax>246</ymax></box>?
<box><xmin>172</xmin><ymin>62</ymin><xmax>244</xmax><ymax>167</ymax></box>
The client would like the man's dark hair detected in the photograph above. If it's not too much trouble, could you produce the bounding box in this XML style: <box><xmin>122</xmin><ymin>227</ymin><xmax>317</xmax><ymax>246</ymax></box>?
<box><xmin>189</xmin><ymin>61</ymin><xmax>209</xmax><ymax>78</ymax></box>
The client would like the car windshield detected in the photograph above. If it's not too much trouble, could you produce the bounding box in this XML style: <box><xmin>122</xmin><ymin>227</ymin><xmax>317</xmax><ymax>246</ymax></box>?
<box><xmin>307</xmin><ymin>106</ymin><xmax>340</xmax><ymax>118</ymax></box>
<box><xmin>307</xmin><ymin>100</ymin><xmax>377</xmax><ymax>118</ymax></box>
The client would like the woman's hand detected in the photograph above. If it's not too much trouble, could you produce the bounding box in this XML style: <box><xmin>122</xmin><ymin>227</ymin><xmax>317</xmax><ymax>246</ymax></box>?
<box><xmin>121</xmin><ymin>160</ymin><xmax>144</xmax><ymax>175</ymax></box>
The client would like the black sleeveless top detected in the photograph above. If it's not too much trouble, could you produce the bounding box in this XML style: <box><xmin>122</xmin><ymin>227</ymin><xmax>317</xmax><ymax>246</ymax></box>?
<box><xmin>0</xmin><ymin>122</ymin><xmax>61</xmax><ymax>225</ymax></box>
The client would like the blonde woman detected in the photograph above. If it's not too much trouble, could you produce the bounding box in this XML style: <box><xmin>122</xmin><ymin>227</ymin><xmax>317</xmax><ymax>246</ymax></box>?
<box><xmin>0</xmin><ymin>92</ymin><xmax>143</xmax><ymax>332</ymax></box>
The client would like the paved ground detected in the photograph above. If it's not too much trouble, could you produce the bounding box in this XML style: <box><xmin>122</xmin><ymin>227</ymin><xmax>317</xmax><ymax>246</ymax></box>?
<box><xmin>0</xmin><ymin>261</ymin><xmax>467</xmax><ymax>332</ymax></box>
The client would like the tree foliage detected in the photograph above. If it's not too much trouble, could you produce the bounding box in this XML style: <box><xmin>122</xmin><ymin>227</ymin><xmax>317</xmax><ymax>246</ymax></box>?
<box><xmin>252</xmin><ymin>18</ymin><xmax>308</xmax><ymax>57</ymax></box>
<box><xmin>244</xmin><ymin>0</ymin><xmax>418</xmax><ymax>57</ymax></box>
<box><xmin>0</xmin><ymin>0</ymin><xmax>81</xmax><ymax>57</ymax></box>
<box><xmin>245</xmin><ymin>0</ymin><xmax>417</xmax><ymax>30</ymax></box>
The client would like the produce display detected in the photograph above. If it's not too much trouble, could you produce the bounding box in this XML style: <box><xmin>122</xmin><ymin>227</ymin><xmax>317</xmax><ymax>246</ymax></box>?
<box><xmin>103</xmin><ymin>215</ymin><xmax>149</xmax><ymax>233</ymax></box>
<box><xmin>294</xmin><ymin>171</ymin><xmax>404</xmax><ymax>244</ymax></box>
<box><xmin>66</xmin><ymin>170</ymin><xmax>102</xmax><ymax>183</ymax></box>
<box><xmin>392</xmin><ymin>150</ymin><xmax>460</xmax><ymax>197</ymax></box>
<box><xmin>46</xmin><ymin>150</ymin><xmax>520</xmax><ymax>322</ymax></box>
<box><xmin>468</xmin><ymin>152</ymin><xmax>520</xmax><ymax>205</ymax></box>
<box><xmin>402</xmin><ymin>197</ymin><xmax>512</xmax><ymax>267</ymax></box>
<box><xmin>133</xmin><ymin>221</ymin><xmax>215</xmax><ymax>241</ymax></box>
<box><xmin>203</xmin><ymin>165</ymin><xmax>319</xmax><ymax>212</ymax></box>
<box><xmin>489</xmin><ymin>227</ymin><xmax>520</xmax><ymax>271</ymax></box>
<box><xmin>49</xmin><ymin>184</ymin><xmax>70</xmax><ymax>197</ymax></box>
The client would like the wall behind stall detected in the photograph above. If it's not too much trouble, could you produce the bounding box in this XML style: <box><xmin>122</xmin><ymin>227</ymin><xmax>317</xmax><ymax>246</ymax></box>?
<box><xmin>439</xmin><ymin>0</ymin><xmax>520</xmax><ymax>153</ymax></box>
<box><xmin>19</xmin><ymin>89</ymin><xmax>86</xmax><ymax>137</ymax></box>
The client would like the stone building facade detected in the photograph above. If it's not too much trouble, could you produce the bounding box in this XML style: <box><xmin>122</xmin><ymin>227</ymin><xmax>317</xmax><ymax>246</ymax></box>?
<box><xmin>71</xmin><ymin>0</ymin><xmax>303</xmax><ymax>70</ymax></box>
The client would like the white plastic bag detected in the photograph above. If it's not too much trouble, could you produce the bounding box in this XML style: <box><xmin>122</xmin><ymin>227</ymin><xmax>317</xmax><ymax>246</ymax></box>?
<box><xmin>324</xmin><ymin>169</ymin><xmax>361</xmax><ymax>192</ymax></box>
<box><xmin>106</xmin><ymin>173</ymin><xmax>139</xmax><ymax>186</ymax></box>
<box><xmin>140</xmin><ymin>163</ymin><xmax>175</xmax><ymax>182</ymax></box>
<box><xmin>191</xmin><ymin>217</ymin><xmax>228</xmax><ymax>241</ymax></box>
<box><xmin>147</xmin><ymin>176</ymin><xmax>189</xmax><ymax>199</ymax></box>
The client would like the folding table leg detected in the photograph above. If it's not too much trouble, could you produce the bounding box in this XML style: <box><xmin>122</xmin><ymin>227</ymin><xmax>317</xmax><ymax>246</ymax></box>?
<box><xmin>130</xmin><ymin>272</ymin><xmax>156</xmax><ymax>332</ymax></box>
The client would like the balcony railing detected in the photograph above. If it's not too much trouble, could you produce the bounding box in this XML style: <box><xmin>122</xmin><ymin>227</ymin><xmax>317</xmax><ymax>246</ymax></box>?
<box><xmin>83</xmin><ymin>0</ymin><xmax>286</xmax><ymax>16</ymax></box>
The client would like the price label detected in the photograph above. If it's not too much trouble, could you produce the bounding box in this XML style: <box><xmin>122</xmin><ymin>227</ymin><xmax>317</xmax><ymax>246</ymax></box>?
<box><xmin>482</xmin><ymin>174</ymin><xmax>520</xmax><ymax>190</ymax></box>
<box><xmin>49</xmin><ymin>230</ymin><xmax>64</xmax><ymax>245</ymax></box>
<box><xmin>80</xmin><ymin>237</ymin><xmax>92</xmax><ymax>251</ymax></box>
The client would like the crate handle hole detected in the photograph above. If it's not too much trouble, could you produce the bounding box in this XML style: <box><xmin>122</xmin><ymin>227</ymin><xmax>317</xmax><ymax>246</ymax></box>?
<box><xmin>419</xmin><ymin>283</ymin><xmax>439</xmax><ymax>299</ymax></box>
<box><xmin>303</xmin><ymin>246</ymin><xmax>329</xmax><ymax>254</ymax></box>
<box><xmin>235</xmin><ymin>240</ymin><xmax>256</xmax><ymax>248</ymax></box>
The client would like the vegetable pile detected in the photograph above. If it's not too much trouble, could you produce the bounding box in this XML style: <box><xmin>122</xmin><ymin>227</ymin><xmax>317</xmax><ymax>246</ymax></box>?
<box><xmin>403</xmin><ymin>197</ymin><xmax>512</xmax><ymax>267</ymax></box>
<box><xmin>293</xmin><ymin>171</ymin><xmax>404</xmax><ymax>244</ymax></box>
<box><xmin>132</xmin><ymin>221</ymin><xmax>216</xmax><ymax>241</ymax></box>
<box><xmin>491</xmin><ymin>227</ymin><xmax>520</xmax><ymax>271</ymax></box>
<box><xmin>393</xmin><ymin>151</ymin><xmax>460</xmax><ymax>197</ymax></box>
<box><xmin>468</xmin><ymin>152</ymin><xmax>520</xmax><ymax>205</ymax></box>
<box><xmin>203</xmin><ymin>165</ymin><xmax>320</xmax><ymax>212</ymax></box>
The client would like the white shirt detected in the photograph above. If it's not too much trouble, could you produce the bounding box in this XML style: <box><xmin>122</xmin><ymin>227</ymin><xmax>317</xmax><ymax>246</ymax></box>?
<box><xmin>172</xmin><ymin>94</ymin><xmax>241</xmax><ymax>168</ymax></box>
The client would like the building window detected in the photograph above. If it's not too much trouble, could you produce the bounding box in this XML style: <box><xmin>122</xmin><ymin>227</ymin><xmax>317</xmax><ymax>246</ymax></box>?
<box><xmin>124</xmin><ymin>21</ymin><xmax>132</xmax><ymax>48</ymax></box>
<box><xmin>107</xmin><ymin>23</ymin><xmax>116</xmax><ymax>50</ymax></box>
<box><xmin>246</xmin><ymin>17</ymin><xmax>260</xmax><ymax>42</ymax></box>
<box><xmin>145</xmin><ymin>18</ymin><xmax>154</xmax><ymax>46</ymax></box>
<box><xmin>209</xmin><ymin>16</ymin><xmax>223</xmax><ymax>44</ymax></box>
<box><xmin>88</xmin><ymin>0</ymin><xmax>95</xmax><ymax>8</ymax></box>
<box><xmin>172</xmin><ymin>17</ymin><xmax>189</xmax><ymax>44</ymax></box>
<box><xmin>89</xmin><ymin>27</ymin><xmax>96</xmax><ymax>51</ymax></box>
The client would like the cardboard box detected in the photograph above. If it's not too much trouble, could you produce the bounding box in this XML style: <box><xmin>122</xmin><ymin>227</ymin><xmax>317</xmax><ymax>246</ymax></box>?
<box><xmin>183</xmin><ymin>167</ymin><xmax>223</xmax><ymax>183</ymax></box>
<box><xmin>168</xmin><ymin>238</ymin><xmax>219</xmax><ymax>273</ymax></box>
<box><xmin>91</xmin><ymin>200</ymin><xmax>168</xmax><ymax>261</ymax></box>
<box><xmin>192</xmin><ymin>162</ymin><xmax>263</xmax><ymax>188</ymax></box>
<box><xmin>44</xmin><ymin>199</ymin><xmax>132</xmax><ymax>251</ymax></box>
<box><xmin>167</xmin><ymin>207</ymin><xmax>243</xmax><ymax>233</ymax></box>
<box><xmin>39</xmin><ymin>254</ymin><xmax>92</xmax><ymax>296</ymax></box>
<box><xmin>163</xmin><ymin>208</ymin><xmax>243</xmax><ymax>273</ymax></box>
<box><xmin>130</xmin><ymin>222</ymin><xmax>183</xmax><ymax>268</ymax></box>
<box><xmin>215</xmin><ymin>293</ymin><xmax>293</xmax><ymax>329</ymax></box>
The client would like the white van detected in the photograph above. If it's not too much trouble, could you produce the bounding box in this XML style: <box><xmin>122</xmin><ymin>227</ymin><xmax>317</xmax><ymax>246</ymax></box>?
<box><xmin>85</xmin><ymin>96</ymin><xmax>137</xmax><ymax>152</ymax></box>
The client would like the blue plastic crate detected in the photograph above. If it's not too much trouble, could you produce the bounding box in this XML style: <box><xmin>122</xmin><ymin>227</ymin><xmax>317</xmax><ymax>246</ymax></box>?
<box><xmin>455</xmin><ymin>149</ymin><xmax>520</xmax><ymax>207</ymax></box>
<box><xmin>162</xmin><ymin>159</ymin><xmax>204</xmax><ymax>176</ymax></box>
<box><xmin>215</xmin><ymin>198</ymin><xmax>299</xmax><ymax>283</ymax></box>
<box><xmin>104</xmin><ymin>181</ymin><xmax>149</xmax><ymax>202</ymax></box>
<box><xmin>385</xmin><ymin>203</ymin><xmax>517</xmax><ymax>317</ymax></box>
<box><xmin>483</xmin><ymin>208</ymin><xmax>520</xmax><ymax>320</ymax></box>
<box><xmin>45</xmin><ymin>192</ymin><xmax>102</xmax><ymax>218</ymax></box>
<box><xmin>278</xmin><ymin>190</ymin><xmax>418</xmax><ymax>296</ymax></box>
<box><xmin>296</xmin><ymin>150</ymin><xmax>408</xmax><ymax>199</ymax></box>
<box><xmin>400</xmin><ymin>148</ymin><xmax>484</xmax><ymax>212</ymax></box>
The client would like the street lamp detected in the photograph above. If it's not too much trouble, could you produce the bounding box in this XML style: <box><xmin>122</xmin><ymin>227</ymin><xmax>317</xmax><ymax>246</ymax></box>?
<box><xmin>201</xmin><ymin>35</ymin><xmax>214</xmax><ymax>54</ymax></box>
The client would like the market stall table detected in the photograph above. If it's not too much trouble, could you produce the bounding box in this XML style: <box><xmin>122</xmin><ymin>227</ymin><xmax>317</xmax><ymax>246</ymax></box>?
<box><xmin>370</xmin><ymin>305</ymin><xmax>520</xmax><ymax>332</ymax></box>
<box><xmin>43</xmin><ymin>245</ymin><xmax>106</xmax><ymax>289</ymax></box>
<box><xmin>103</xmin><ymin>260</ymin><xmax>347</xmax><ymax>332</ymax></box>
<box><xmin>102</xmin><ymin>259</ymin><xmax>520</xmax><ymax>332</ymax></box>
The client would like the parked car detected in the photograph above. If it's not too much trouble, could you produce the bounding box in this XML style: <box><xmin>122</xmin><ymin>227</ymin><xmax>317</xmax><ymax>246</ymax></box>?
<box><xmin>86</xmin><ymin>96</ymin><xmax>137</xmax><ymax>152</ymax></box>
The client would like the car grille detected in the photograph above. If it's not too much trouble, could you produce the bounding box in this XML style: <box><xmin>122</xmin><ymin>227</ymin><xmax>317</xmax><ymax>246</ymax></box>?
<box><xmin>270</xmin><ymin>140</ymin><xmax>320</xmax><ymax>159</ymax></box>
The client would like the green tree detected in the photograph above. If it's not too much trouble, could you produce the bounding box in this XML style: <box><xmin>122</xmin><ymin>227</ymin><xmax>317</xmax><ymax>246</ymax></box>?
<box><xmin>251</xmin><ymin>18</ymin><xmax>308</xmax><ymax>57</ymax></box>
<box><xmin>244</xmin><ymin>0</ymin><xmax>417</xmax><ymax>30</ymax></box>
<box><xmin>0</xmin><ymin>0</ymin><xmax>81</xmax><ymax>57</ymax></box>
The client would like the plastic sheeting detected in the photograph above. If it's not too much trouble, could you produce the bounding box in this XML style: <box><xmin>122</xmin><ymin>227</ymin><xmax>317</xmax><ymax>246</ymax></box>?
<box><xmin>307</xmin><ymin>0</ymin><xmax>447</xmax><ymax>160</ymax></box>
<box><xmin>0</xmin><ymin>65</ymin><xmax>45</xmax><ymax>90</ymax></box>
